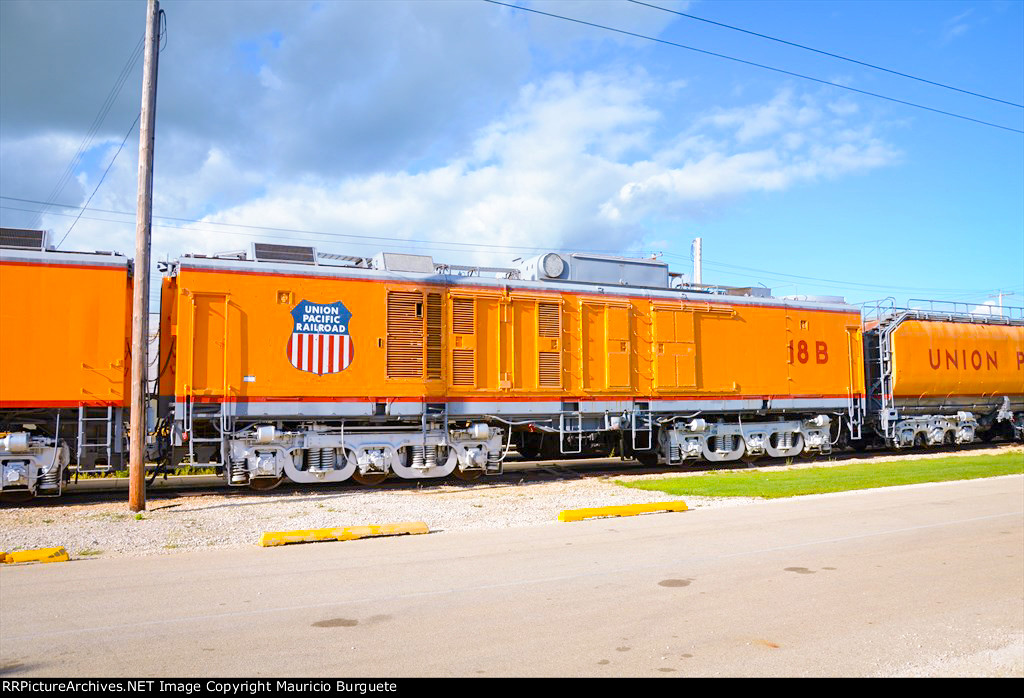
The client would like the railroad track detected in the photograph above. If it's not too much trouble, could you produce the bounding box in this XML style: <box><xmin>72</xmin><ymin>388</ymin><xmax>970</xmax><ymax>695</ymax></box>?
<box><xmin>8</xmin><ymin>440</ymin><xmax>1015</xmax><ymax>506</ymax></box>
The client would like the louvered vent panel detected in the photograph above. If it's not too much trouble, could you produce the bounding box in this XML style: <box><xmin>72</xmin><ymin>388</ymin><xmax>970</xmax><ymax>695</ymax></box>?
<box><xmin>0</xmin><ymin>228</ymin><xmax>46</xmax><ymax>250</ymax></box>
<box><xmin>452</xmin><ymin>297</ymin><xmax>475</xmax><ymax>334</ymax></box>
<box><xmin>426</xmin><ymin>293</ymin><xmax>442</xmax><ymax>380</ymax></box>
<box><xmin>452</xmin><ymin>349</ymin><xmax>475</xmax><ymax>386</ymax></box>
<box><xmin>539</xmin><ymin>352</ymin><xmax>561</xmax><ymax>387</ymax></box>
<box><xmin>253</xmin><ymin>242</ymin><xmax>316</xmax><ymax>264</ymax></box>
<box><xmin>387</xmin><ymin>291</ymin><xmax>424</xmax><ymax>378</ymax></box>
<box><xmin>538</xmin><ymin>302</ymin><xmax>560</xmax><ymax>337</ymax></box>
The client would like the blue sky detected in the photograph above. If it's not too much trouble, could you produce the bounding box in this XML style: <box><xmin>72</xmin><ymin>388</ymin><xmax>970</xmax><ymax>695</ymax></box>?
<box><xmin>1</xmin><ymin>0</ymin><xmax>1021</xmax><ymax>310</ymax></box>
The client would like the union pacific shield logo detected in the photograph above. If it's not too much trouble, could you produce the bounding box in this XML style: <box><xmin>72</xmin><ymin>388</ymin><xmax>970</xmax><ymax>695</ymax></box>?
<box><xmin>288</xmin><ymin>300</ymin><xmax>354</xmax><ymax>374</ymax></box>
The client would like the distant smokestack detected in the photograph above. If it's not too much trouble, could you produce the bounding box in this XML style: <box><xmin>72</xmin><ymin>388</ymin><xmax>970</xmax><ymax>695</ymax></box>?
<box><xmin>692</xmin><ymin>237</ymin><xmax>702</xmax><ymax>285</ymax></box>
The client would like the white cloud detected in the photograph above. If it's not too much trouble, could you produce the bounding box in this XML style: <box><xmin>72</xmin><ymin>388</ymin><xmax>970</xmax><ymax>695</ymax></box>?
<box><xmin>942</xmin><ymin>9</ymin><xmax>974</xmax><ymax>43</ymax></box>
<box><xmin>258</xmin><ymin>66</ymin><xmax>284</xmax><ymax>91</ymax></box>
<box><xmin>828</xmin><ymin>100</ymin><xmax>860</xmax><ymax>117</ymax></box>
<box><xmin>968</xmin><ymin>299</ymin><xmax>1018</xmax><ymax>317</ymax></box>
<box><xmin>602</xmin><ymin>87</ymin><xmax>900</xmax><ymax>222</ymax></box>
<box><xmin>703</xmin><ymin>90</ymin><xmax>821</xmax><ymax>143</ymax></box>
<box><xmin>0</xmin><ymin>3</ymin><xmax>899</xmax><ymax>273</ymax></box>
<box><xmin>6</xmin><ymin>68</ymin><xmax>899</xmax><ymax>277</ymax></box>
<box><xmin>1</xmin><ymin>1</ymin><xmax>534</xmax><ymax>178</ymax></box>
<box><xmin>159</xmin><ymin>72</ymin><xmax>899</xmax><ymax>268</ymax></box>
<box><xmin>0</xmin><ymin>133</ymin><xmax>88</xmax><ymax>224</ymax></box>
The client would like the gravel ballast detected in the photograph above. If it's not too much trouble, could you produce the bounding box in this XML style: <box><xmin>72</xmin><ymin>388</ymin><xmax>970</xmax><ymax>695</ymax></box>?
<box><xmin>0</xmin><ymin>444</ymin><xmax>1020</xmax><ymax>559</ymax></box>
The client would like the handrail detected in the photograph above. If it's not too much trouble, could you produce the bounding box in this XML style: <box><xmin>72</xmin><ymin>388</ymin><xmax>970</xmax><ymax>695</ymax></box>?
<box><xmin>862</xmin><ymin>296</ymin><xmax>1024</xmax><ymax>325</ymax></box>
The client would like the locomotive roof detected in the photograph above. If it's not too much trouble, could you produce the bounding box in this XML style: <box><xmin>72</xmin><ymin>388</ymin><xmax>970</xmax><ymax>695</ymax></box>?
<box><xmin>166</xmin><ymin>251</ymin><xmax>862</xmax><ymax>315</ymax></box>
<box><xmin>0</xmin><ymin>245</ymin><xmax>130</xmax><ymax>269</ymax></box>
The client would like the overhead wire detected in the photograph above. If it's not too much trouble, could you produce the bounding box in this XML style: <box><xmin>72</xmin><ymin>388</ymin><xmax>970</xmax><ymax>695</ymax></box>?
<box><xmin>7</xmin><ymin>2</ymin><xmax>1018</xmax><ymax>300</ymax></box>
<box><xmin>4</xmin><ymin>198</ymin><xmax>1015</xmax><ymax>301</ymax></box>
<box><xmin>481</xmin><ymin>0</ymin><xmax>1023</xmax><ymax>134</ymax></box>
<box><xmin>5</xmin><ymin>6</ymin><xmax>1015</xmax><ymax>317</ymax></box>
<box><xmin>56</xmin><ymin>113</ymin><xmax>141</xmax><ymax>249</ymax></box>
<box><xmin>30</xmin><ymin>10</ymin><xmax>163</xmax><ymax>237</ymax></box>
<box><xmin>626</xmin><ymin>0</ymin><xmax>1024</xmax><ymax>109</ymax></box>
<box><xmin>0</xmin><ymin>195</ymin><xmax>655</xmax><ymax>257</ymax></box>
<box><xmin>159</xmin><ymin>8</ymin><xmax>168</xmax><ymax>53</ymax></box>
<box><xmin>3</xmin><ymin>203</ymin><xmax>620</xmax><ymax>257</ymax></box>
<box><xmin>30</xmin><ymin>34</ymin><xmax>146</xmax><ymax>229</ymax></box>
<box><xmin>660</xmin><ymin>252</ymin><xmax>1018</xmax><ymax>295</ymax></box>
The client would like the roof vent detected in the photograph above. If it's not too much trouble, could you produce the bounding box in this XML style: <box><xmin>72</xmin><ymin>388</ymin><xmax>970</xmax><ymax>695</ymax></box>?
<box><xmin>519</xmin><ymin>253</ymin><xmax>568</xmax><ymax>280</ymax></box>
<box><xmin>372</xmin><ymin>252</ymin><xmax>435</xmax><ymax>274</ymax></box>
<box><xmin>782</xmin><ymin>294</ymin><xmax>846</xmax><ymax>304</ymax></box>
<box><xmin>252</xmin><ymin>243</ymin><xmax>317</xmax><ymax>265</ymax></box>
<box><xmin>541</xmin><ymin>253</ymin><xmax>565</xmax><ymax>278</ymax></box>
<box><xmin>0</xmin><ymin>228</ymin><xmax>46</xmax><ymax>251</ymax></box>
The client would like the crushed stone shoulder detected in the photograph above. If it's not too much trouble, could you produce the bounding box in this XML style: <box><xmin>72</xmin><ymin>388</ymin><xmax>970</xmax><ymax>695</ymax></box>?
<box><xmin>0</xmin><ymin>444</ymin><xmax>1019</xmax><ymax>560</ymax></box>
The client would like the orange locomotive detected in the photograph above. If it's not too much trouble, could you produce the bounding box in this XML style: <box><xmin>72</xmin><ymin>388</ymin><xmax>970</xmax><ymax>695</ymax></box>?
<box><xmin>156</xmin><ymin>245</ymin><xmax>867</xmax><ymax>488</ymax></box>
<box><xmin>0</xmin><ymin>229</ymin><xmax>132</xmax><ymax>498</ymax></box>
<box><xmin>2</xmin><ymin>232</ymin><xmax>1021</xmax><ymax>498</ymax></box>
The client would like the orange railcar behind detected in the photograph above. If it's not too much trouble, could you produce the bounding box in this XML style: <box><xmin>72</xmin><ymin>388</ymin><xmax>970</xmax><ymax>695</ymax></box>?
<box><xmin>1</xmin><ymin>241</ymin><xmax>132</xmax><ymax>497</ymax></box>
<box><xmin>864</xmin><ymin>303</ymin><xmax>1024</xmax><ymax>447</ymax></box>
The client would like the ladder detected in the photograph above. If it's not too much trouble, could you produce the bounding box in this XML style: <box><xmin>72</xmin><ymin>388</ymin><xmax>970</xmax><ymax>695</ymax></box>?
<box><xmin>76</xmin><ymin>406</ymin><xmax>114</xmax><ymax>472</ymax></box>
<box><xmin>631</xmin><ymin>401</ymin><xmax>653</xmax><ymax>451</ymax></box>
<box><xmin>847</xmin><ymin>398</ymin><xmax>864</xmax><ymax>441</ymax></box>
<box><xmin>185</xmin><ymin>400</ymin><xmax>226</xmax><ymax>465</ymax></box>
<box><xmin>559</xmin><ymin>408</ymin><xmax>583</xmax><ymax>454</ymax></box>
<box><xmin>875</xmin><ymin>315</ymin><xmax>901</xmax><ymax>440</ymax></box>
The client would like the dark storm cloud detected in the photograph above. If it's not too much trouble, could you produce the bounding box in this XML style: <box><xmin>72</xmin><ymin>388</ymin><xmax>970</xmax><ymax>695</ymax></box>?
<box><xmin>199</xmin><ymin>0</ymin><xmax>532</xmax><ymax>176</ymax></box>
<box><xmin>0</xmin><ymin>135</ymin><xmax>87</xmax><ymax>228</ymax></box>
<box><xmin>1</xmin><ymin>0</ymin><xmax>531</xmax><ymax>185</ymax></box>
<box><xmin>0</xmin><ymin>0</ymin><xmax>144</xmax><ymax>138</ymax></box>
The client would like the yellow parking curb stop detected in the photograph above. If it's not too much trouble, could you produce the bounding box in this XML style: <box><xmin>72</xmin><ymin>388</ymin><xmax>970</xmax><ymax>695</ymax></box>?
<box><xmin>260</xmin><ymin>521</ymin><xmax>429</xmax><ymax>547</ymax></box>
<box><xmin>0</xmin><ymin>547</ymin><xmax>70</xmax><ymax>564</ymax></box>
<box><xmin>558</xmin><ymin>501</ymin><xmax>688</xmax><ymax>522</ymax></box>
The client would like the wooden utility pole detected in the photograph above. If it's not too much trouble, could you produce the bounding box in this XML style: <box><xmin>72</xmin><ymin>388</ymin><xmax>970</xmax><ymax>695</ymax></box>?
<box><xmin>129</xmin><ymin>0</ymin><xmax>161</xmax><ymax>512</ymax></box>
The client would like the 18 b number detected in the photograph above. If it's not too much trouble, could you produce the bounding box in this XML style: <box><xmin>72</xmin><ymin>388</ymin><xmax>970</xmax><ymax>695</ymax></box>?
<box><xmin>788</xmin><ymin>340</ymin><xmax>828</xmax><ymax>364</ymax></box>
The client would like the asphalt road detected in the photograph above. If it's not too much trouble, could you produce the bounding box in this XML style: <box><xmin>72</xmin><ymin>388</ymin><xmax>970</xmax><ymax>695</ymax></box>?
<box><xmin>2</xmin><ymin>475</ymin><xmax>1022</xmax><ymax>677</ymax></box>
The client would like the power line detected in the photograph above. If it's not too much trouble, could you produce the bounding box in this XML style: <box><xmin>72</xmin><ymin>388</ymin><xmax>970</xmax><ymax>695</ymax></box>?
<box><xmin>688</xmin><ymin>264</ymin><xmax>1019</xmax><ymax>301</ymax></box>
<box><xmin>627</xmin><ymin>0</ymin><xmax>1024</xmax><ymax>110</ymax></box>
<box><xmin>683</xmin><ymin>256</ymin><xmax>1011</xmax><ymax>294</ymax></box>
<box><xmin>0</xmin><ymin>197</ymin><xmax>653</xmax><ymax>257</ymax></box>
<box><xmin>661</xmin><ymin>252</ymin><xmax>1016</xmax><ymax>294</ymax></box>
<box><xmin>31</xmin><ymin>34</ymin><xmax>146</xmax><ymax>229</ymax></box>
<box><xmin>482</xmin><ymin>0</ymin><xmax>1023</xmax><ymax>134</ymax></box>
<box><xmin>4</xmin><ymin>198</ymin><xmax>1015</xmax><ymax>299</ymax></box>
<box><xmin>0</xmin><ymin>202</ymin><xmax>541</xmax><ymax>256</ymax></box>
<box><xmin>56</xmin><ymin>112</ymin><xmax>141</xmax><ymax>249</ymax></box>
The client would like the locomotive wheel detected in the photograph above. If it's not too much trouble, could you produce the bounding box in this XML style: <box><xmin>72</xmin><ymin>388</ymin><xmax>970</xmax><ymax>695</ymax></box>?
<box><xmin>452</xmin><ymin>466</ymin><xmax>484</xmax><ymax>481</ymax></box>
<box><xmin>248</xmin><ymin>476</ymin><xmax>285</xmax><ymax>491</ymax></box>
<box><xmin>0</xmin><ymin>490</ymin><xmax>35</xmax><ymax>504</ymax></box>
<box><xmin>352</xmin><ymin>470</ymin><xmax>388</xmax><ymax>486</ymax></box>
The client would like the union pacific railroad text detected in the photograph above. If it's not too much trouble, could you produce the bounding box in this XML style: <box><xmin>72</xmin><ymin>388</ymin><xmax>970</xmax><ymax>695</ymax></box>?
<box><xmin>927</xmin><ymin>349</ymin><xmax>1024</xmax><ymax>370</ymax></box>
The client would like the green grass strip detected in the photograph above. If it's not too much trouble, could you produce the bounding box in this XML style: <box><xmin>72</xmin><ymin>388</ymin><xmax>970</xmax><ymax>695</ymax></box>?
<box><xmin>617</xmin><ymin>453</ymin><xmax>1024</xmax><ymax>499</ymax></box>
